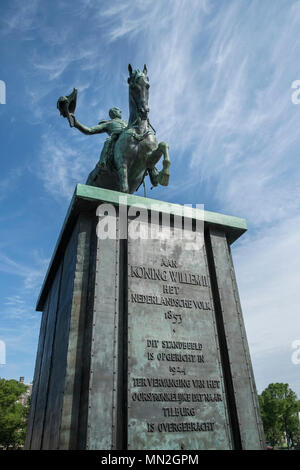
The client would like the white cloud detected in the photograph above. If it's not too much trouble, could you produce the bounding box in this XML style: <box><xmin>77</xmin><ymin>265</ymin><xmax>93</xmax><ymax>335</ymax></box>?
<box><xmin>33</xmin><ymin>47</ymin><xmax>100</xmax><ymax>81</ymax></box>
<box><xmin>0</xmin><ymin>252</ymin><xmax>48</xmax><ymax>293</ymax></box>
<box><xmin>232</xmin><ymin>214</ymin><xmax>300</xmax><ymax>392</ymax></box>
<box><xmin>5</xmin><ymin>296</ymin><xmax>25</xmax><ymax>306</ymax></box>
<box><xmin>1</xmin><ymin>0</ymin><xmax>39</xmax><ymax>36</ymax></box>
<box><xmin>37</xmin><ymin>129</ymin><xmax>96</xmax><ymax>200</ymax></box>
<box><xmin>0</xmin><ymin>322</ymin><xmax>41</xmax><ymax>383</ymax></box>
<box><xmin>0</xmin><ymin>168</ymin><xmax>23</xmax><ymax>202</ymax></box>
<box><xmin>93</xmin><ymin>0</ymin><xmax>210</xmax><ymax>146</ymax></box>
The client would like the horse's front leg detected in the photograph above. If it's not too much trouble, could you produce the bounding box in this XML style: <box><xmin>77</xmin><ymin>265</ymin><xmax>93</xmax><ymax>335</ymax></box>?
<box><xmin>147</xmin><ymin>142</ymin><xmax>170</xmax><ymax>186</ymax></box>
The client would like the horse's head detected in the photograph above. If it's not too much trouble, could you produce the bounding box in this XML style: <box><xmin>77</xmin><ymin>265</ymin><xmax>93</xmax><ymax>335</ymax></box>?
<box><xmin>128</xmin><ymin>64</ymin><xmax>150</xmax><ymax>120</ymax></box>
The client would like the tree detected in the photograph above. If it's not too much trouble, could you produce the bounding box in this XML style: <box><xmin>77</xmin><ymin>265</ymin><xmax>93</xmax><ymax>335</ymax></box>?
<box><xmin>259</xmin><ymin>383</ymin><xmax>300</xmax><ymax>449</ymax></box>
<box><xmin>0</xmin><ymin>378</ymin><xmax>29</xmax><ymax>449</ymax></box>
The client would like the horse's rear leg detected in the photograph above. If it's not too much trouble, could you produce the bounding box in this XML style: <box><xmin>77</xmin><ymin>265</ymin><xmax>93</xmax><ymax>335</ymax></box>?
<box><xmin>158</xmin><ymin>142</ymin><xmax>170</xmax><ymax>186</ymax></box>
<box><xmin>118</xmin><ymin>163</ymin><xmax>129</xmax><ymax>193</ymax></box>
<box><xmin>147</xmin><ymin>142</ymin><xmax>170</xmax><ymax>187</ymax></box>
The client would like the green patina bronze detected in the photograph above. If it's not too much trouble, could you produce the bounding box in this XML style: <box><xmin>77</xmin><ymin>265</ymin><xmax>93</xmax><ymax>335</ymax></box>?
<box><xmin>57</xmin><ymin>64</ymin><xmax>170</xmax><ymax>194</ymax></box>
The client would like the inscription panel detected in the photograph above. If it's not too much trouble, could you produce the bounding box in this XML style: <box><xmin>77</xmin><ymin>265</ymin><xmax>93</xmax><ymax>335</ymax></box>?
<box><xmin>127</xmin><ymin>222</ymin><xmax>232</xmax><ymax>450</ymax></box>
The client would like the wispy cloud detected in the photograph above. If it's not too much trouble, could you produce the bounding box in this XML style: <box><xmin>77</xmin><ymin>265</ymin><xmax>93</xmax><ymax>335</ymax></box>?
<box><xmin>28</xmin><ymin>0</ymin><xmax>300</xmax><ymax>226</ymax></box>
<box><xmin>4</xmin><ymin>296</ymin><xmax>25</xmax><ymax>306</ymax></box>
<box><xmin>3</xmin><ymin>296</ymin><xmax>28</xmax><ymax>320</ymax></box>
<box><xmin>0</xmin><ymin>168</ymin><xmax>23</xmax><ymax>202</ymax></box>
<box><xmin>233</xmin><ymin>213</ymin><xmax>300</xmax><ymax>393</ymax></box>
<box><xmin>0</xmin><ymin>252</ymin><xmax>48</xmax><ymax>293</ymax></box>
<box><xmin>1</xmin><ymin>0</ymin><xmax>39</xmax><ymax>36</ymax></box>
<box><xmin>32</xmin><ymin>47</ymin><xmax>100</xmax><ymax>81</ymax></box>
<box><xmin>37</xmin><ymin>129</ymin><xmax>95</xmax><ymax>200</ymax></box>
<box><xmin>235</xmin><ymin>219</ymin><xmax>300</xmax><ymax>356</ymax></box>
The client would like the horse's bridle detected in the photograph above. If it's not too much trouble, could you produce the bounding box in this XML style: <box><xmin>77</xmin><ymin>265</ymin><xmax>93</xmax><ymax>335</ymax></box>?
<box><xmin>129</xmin><ymin>76</ymin><xmax>156</xmax><ymax>135</ymax></box>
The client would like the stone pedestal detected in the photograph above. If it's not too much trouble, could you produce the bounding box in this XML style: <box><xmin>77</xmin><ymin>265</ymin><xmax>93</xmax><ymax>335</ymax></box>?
<box><xmin>25</xmin><ymin>184</ymin><xmax>265</xmax><ymax>450</ymax></box>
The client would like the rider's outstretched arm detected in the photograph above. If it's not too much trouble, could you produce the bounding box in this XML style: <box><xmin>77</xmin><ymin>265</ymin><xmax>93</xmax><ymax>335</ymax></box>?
<box><xmin>72</xmin><ymin>115</ymin><xmax>107</xmax><ymax>135</ymax></box>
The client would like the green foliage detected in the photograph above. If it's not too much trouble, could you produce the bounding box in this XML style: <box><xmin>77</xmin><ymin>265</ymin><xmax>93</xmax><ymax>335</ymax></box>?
<box><xmin>259</xmin><ymin>383</ymin><xmax>300</xmax><ymax>449</ymax></box>
<box><xmin>0</xmin><ymin>378</ymin><xmax>29</xmax><ymax>449</ymax></box>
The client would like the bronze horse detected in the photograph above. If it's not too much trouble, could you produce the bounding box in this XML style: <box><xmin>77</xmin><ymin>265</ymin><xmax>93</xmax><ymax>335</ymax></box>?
<box><xmin>113</xmin><ymin>64</ymin><xmax>170</xmax><ymax>193</ymax></box>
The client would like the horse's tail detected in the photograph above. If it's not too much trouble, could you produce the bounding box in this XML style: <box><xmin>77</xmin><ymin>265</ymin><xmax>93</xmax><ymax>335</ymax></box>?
<box><xmin>136</xmin><ymin>169</ymin><xmax>148</xmax><ymax>195</ymax></box>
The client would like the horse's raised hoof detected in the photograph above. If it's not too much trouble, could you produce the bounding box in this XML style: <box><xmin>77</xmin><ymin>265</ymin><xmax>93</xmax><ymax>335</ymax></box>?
<box><xmin>159</xmin><ymin>141</ymin><xmax>169</xmax><ymax>152</ymax></box>
<box><xmin>158</xmin><ymin>170</ymin><xmax>170</xmax><ymax>186</ymax></box>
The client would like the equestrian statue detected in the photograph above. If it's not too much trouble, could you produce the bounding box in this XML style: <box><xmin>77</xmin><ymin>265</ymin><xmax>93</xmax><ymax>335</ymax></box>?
<box><xmin>57</xmin><ymin>64</ymin><xmax>170</xmax><ymax>194</ymax></box>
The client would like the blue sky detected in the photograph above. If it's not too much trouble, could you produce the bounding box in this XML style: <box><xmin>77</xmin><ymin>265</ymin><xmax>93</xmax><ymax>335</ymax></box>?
<box><xmin>0</xmin><ymin>0</ymin><xmax>300</xmax><ymax>397</ymax></box>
